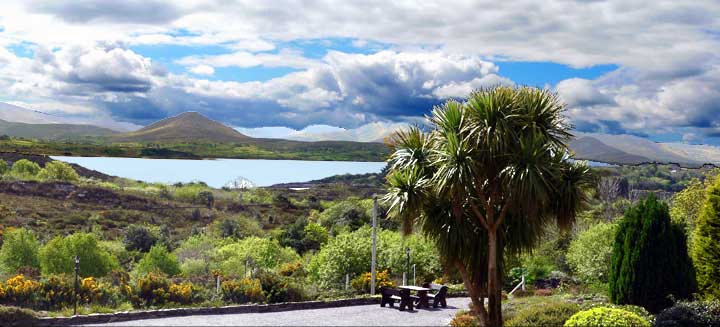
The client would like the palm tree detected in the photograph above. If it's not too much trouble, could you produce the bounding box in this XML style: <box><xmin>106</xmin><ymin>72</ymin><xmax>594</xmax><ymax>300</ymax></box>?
<box><xmin>384</xmin><ymin>86</ymin><xmax>592</xmax><ymax>326</ymax></box>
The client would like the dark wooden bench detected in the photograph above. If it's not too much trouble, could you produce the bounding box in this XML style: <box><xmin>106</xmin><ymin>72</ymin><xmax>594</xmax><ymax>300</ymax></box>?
<box><xmin>423</xmin><ymin>283</ymin><xmax>448</xmax><ymax>308</ymax></box>
<box><xmin>380</xmin><ymin>287</ymin><xmax>414</xmax><ymax>311</ymax></box>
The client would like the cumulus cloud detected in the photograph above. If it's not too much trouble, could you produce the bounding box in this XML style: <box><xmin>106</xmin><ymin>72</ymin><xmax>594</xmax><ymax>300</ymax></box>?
<box><xmin>189</xmin><ymin>64</ymin><xmax>214</xmax><ymax>76</ymax></box>
<box><xmin>0</xmin><ymin>0</ymin><xmax>719</xmax><ymax>143</ymax></box>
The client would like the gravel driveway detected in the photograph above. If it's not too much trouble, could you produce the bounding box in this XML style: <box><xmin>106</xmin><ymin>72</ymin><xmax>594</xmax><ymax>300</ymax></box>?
<box><xmin>87</xmin><ymin>297</ymin><xmax>471</xmax><ymax>326</ymax></box>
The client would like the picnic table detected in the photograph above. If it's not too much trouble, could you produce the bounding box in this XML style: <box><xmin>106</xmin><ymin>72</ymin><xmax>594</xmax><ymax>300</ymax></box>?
<box><xmin>398</xmin><ymin>285</ymin><xmax>431</xmax><ymax>308</ymax></box>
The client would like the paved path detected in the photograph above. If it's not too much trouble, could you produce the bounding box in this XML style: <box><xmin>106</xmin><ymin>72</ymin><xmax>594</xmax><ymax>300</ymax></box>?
<box><xmin>88</xmin><ymin>298</ymin><xmax>471</xmax><ymax>326</ymax></box>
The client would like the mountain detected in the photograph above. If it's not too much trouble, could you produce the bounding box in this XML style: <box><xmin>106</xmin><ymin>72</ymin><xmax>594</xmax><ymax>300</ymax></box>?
<box><xmin>0</xmin><ymin>102</ymin><xmax>140</xmax><ymax>132</ymax></box>
<box><xmin>0</xmin><ymin>119</ymin><xmax>117</xmax><ymax>140</ymax></box>
<box><xmin>569</xmin><ymin>136</ymin><xmax>651</xmax><ymax>164</ymax></box>
<box><xmin>113</xmin><ymin>112</ymin><xmax>252</xmax><ymax>143</ymax></box>
<box><xmin>570</xmin><ymin>132</ymin><xmax>720</xmax><ymax>166</ymax></box>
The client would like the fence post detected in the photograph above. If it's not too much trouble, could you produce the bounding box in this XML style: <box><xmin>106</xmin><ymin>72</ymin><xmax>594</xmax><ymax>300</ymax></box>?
<box><xmin>216</xmin><ymin>275</ymin><xmax>221</xmax><ymax>294</ymax></box>
<box><xmin>413</xmin><ymin>264</ymin><xmax>416</xmax><ymax>286</ymax></box>
<box><xmin>402</xmin><ymin>272</ymin><xmax>406</xmax><ymax>286</ymax></box>
<box><xmin>345</xmin><ymin>274</ymin><xmax>349</xmax><ymax>291</ymax></box>
<box><xmin>371</xmin><ymin>194</ymin><xmax>378</xmax><ymax>295</ymax></box>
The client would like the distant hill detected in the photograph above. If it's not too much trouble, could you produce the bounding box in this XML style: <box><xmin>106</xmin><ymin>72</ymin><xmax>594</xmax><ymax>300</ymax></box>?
<box><xmin>0</xmin><ymin>119</ymin><xmax>117</xmax><ymax>140</ymax></box>
<box><xmin>570</xmin><ymin>132</ymin><xmax>720</xmax><ymax>166</ymax></box>
<box><xmin>0</xmin><ymin>102</ymin><xmax>140</xmax><ymax>131</ymax></box>
<box><xmin>570</xmin><ymin>136</ymin><xmax>650</xmax><ymax>164</ymax></box>
<box><xmin>113</xmin><ymin>112</ymin><xmax>252</xmax><ymax>143</ymax></box>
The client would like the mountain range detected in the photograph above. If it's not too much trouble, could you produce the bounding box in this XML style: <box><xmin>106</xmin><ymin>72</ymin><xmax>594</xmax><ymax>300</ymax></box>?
<box><xmin>2</xmin><ymin>103</ymin><xmax>720</xmax><ymax>166</ymax></box>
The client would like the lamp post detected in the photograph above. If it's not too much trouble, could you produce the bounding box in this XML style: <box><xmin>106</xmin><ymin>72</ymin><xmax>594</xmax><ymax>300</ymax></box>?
<box><xmin>73</xmin><ymin>255</ymin><xmax>79</xmax><ymax>316</ymax></box>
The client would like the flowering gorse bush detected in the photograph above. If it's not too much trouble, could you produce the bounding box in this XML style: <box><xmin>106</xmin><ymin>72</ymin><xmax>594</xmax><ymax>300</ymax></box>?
<box><xmin>135</xmin><ymin>273</ymin><xmax>198</xmax><ymax>307</ymax></box>
<box><xmin>221</xmin><ymin>278</ymin><xmax>265</xmax><ymax>304</ymax></box>
<box><xmin>351</xmin><ymin>270</ymin><xmax>395</xmax><ymax>294</ymax></box>
<box><xmin>3</xmin><ymin>274</ymin><xmax>40</xmax><ymax>307</ymax></box>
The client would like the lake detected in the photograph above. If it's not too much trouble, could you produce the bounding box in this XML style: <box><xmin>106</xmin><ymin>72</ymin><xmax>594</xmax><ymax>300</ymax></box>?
<box><xmin>52</xmin><ymin>156</ymin><xmax>386</xmax><ymax>188</ymax></box>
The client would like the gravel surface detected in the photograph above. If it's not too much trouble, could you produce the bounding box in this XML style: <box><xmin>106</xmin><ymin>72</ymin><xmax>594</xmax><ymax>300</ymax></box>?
<box><xmin>88</xmin><ymin>297</ymin><xmax>471</xmax><ymax>326</ymax></box>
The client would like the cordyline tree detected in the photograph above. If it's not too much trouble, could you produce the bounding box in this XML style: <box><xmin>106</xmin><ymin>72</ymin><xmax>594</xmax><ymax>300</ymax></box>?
<box><xmin>384</xmin><ymin>86</ymin><xmax>592</xmax><ymax>326</ymax></box>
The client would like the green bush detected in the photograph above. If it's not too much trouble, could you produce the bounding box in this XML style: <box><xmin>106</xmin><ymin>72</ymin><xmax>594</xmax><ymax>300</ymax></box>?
<box><xmin>654</xmin><ymin>300</ymin><xmax>720</xmax><ymax>327</ymax></box>
<box><xmin>506</xmin><ymin>302</ymin><xmax>581</xmax><ymax>327</ymax></box>
<box><xmin>214</xmin><ymin>237</ymin><xmax>299</xmax><ymax>275</ymax></box>
<box><xmin>133</xmin><ymin>245</ymin><xmax>181</xmax><ymax>277</ymax></box>
<box><xmin>214</xmin><ymin>216</ymin><xmax>263</xmax><ymax>239</ymax></box>
<box><xmin>256</xmin><ymin>270</ymin><xmax>306</xmax><ymax>303</ymax></box>
<box><xmin>122</xmin><ymin>225</ymin><xmax>158</xmax><ymax>253</ymax></box>
<box><xmin>39</xmin><ymin>232</ymin><xmax>118</xmax><ymax>277</ymax></box>
<box><xmin>9</xmin><ymin>159</ymin><xmax>40</xmax><ymax>179</ymax></box>
<box><xmin>609</xmin><ymin>195</ymin><xmax>696</xmax><ymax>312</ymax></box>
<box><xmin>691</xmin><ymin>178</ymin><xmax>720</xmax><ymax>300</ymax></box>
<box><xmin>567</xmin><ymin>222</ymin><xmax>617</xmax><ymax>283</ymax></box>
<box><xmin>0</xmin><ymin>305</ymin><xmax>38</xmax><ymax>326</ymax></box>
<box><xmin>174</xmin><ymin>234</ymin><xmax>216</xmax><ymax>277</ymax></box>
<box><xmin>0</xmin><ymin>160</ymin><xmax>8</xmax><ymax>175</ymax></box>
<box><xmin>37</xmin><ymin>161</ymin><xmax>79</xmax><ymax>182</ymax></box>
<box><xmin>307</xmin><ymin>227</ymin><xmax>441</xmax><ymax>289</ymax></box>
<box><xmin>0</xmin><ymin>228</ymin><xmax>40</xmax><ymax>274</ymax></box>
<box><xmin>134</xmin><ymin>272</ymin><xmax>198</xmax><ymax>308</ymax></box>
<box><xmin>564</xmin><ymin>307</ymin><xmax>650</xmax><ymax>327</ymax></box>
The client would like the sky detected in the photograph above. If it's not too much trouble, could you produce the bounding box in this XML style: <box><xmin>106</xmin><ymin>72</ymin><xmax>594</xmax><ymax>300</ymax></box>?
<box><xmin>0</xmin><ymin>1</ymin><xmax>719</xmax><ymax>144</ymax></box>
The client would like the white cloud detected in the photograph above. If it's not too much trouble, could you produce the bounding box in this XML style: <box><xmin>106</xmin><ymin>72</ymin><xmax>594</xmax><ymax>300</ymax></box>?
<box><xmin>189</xmin><ymin>64</ymin><xmax>214</xmax><ymax>75</ymax></box>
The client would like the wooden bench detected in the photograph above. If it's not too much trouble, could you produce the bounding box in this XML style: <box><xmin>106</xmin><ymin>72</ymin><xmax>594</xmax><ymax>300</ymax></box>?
<box><xmin>380</xmin><ymin>287</ymin><xmax>414</xmax><ymax>311</ymax></box>
<box><xmin>423</xmin><ymin>283</ymin><xmax>448</xmax><ymax>308</ymax></box>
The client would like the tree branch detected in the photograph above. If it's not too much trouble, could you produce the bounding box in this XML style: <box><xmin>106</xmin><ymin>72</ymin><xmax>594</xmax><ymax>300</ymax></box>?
<box><xmin>469</xmin><ymin>201</ymin><xmax>491</xmax><ymax>230</ymax></box>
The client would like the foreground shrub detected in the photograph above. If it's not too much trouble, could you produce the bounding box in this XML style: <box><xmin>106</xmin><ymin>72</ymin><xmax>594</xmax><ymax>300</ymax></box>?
<box><xmin>564</xmin><ymin>307</ymin><xmax>650</xmax><ymax>327</ymax></box>
<box><xmin>0</xmin><ymin>228</ymin><xmax>40</xmax><ymax>274</ymax></box>
<box><xmin>0</xmin><ymin>305</ymin><xmax>38</xmax><ymax>326</ymax></box>
<box><xmin>450</xmin><ymin>310</ymin><xmax>480</xmax><ymax>327</ymax></box>
<box><xmin>609</xmin><ymin>195</ymin><xmax>696</xmax><ymax>312</ymax></box>
<box><xmin>0</xmin><ymin>160</ymin><xmax>8</xmax><ymax>176</ymax></box>
<box><xmin>135</xmin><ymin>273</ymin><xmax>197</xmax><ymax>307</ymax></box>
<box><xmin>506</xmin><ymin>302</ymin><xmax>580</xmax><ymax>327</ymax></box>
<box><xmin>653</xmin><ymin>300</ymin><xmax>720</xmax><ymax>327</ymax></box>
<box><xmin>257</xmin><ymin>271</ymin><xmax>306</xmax><ymax>303</ymax></box>
<box><xmin>39</xmin><ymin>233</ymin><xmax>118</xmax><ymax>277</ymax></box>
<box><xmin>691</xmin><ymin>178</ymin><xmax>720</xmax><ymax>300</ymax></box>
<box><xmin>38</xmin><ymin>275</ymin><xmax>74</xmax><ymax>310</ymax></box>
<box><xmin>3</xmin><ymin>275</ymin><xmax>41</xmax><ymax>308</ymax></box>
<box><xmin>567</xmin><ymin>222</ymin><xmax>616</xmax><ymax>283</ymax></box>
<box><xmin>38</xmin><ymin>161</ymin><xmax>79</xmax><ymax>182</ymax></box>
<box><xmin>351</xmin><ymin>270</ymin><xmax>395</xmax><ymax>294</ymax></box>
<box><xmin>215</xmin><ymin>237</ymin><xmax>299</xmax><ymax>275</ymax></box>
<box><xmin>133</xmin><ymin>245</ymin><xmax>181</xmax><ymax>277</ymax></box>
<box><xmin>221</xmin><ymin>278</ymin><xmax>265</xmax><ymax>304</ymax></box>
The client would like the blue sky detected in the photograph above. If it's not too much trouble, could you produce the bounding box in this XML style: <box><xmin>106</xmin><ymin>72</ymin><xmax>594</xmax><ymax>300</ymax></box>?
<box><xmin>0</xmin><ymin>1</ymin><xmax>718</xmax><ymax>144</ymax></box>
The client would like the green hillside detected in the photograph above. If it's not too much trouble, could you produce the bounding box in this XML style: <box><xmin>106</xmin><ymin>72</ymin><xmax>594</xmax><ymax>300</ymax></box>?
<box><xmin>0</xmin><ymin>119</ymin><xmax>117</xmax><ymax>140</ymax></box>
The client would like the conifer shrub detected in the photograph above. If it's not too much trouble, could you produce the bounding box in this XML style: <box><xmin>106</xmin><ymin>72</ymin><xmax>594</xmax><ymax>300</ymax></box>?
<box><xmin>654</xmin><ymin>300</ymin><xmax>720</xmax><ymax>327</ymax></box>
<box><xmin>609</xmin><ymin>194</ymin><xmax>696</xmax><ymax>312</ymax></box>
<box><xmin>691</xmin><ymin>178</ymin><xmax>720</xmax><ymax>300</ymax></box>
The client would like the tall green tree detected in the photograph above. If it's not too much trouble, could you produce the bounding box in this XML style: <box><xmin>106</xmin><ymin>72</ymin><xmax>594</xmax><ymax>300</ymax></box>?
<box><xmin>692</xmin><ymin>178</ymin><xmax>720</xmax><ymax>300</ymax></box>
<box><xmin>609</xmin><ymin>194</ymin><xmax>696</xmax><ymax>312</ymax></box>
<box><xmin>384</xmin><ymin>86</ymin><xmax>591</xmax><ymax>326</ymax></box>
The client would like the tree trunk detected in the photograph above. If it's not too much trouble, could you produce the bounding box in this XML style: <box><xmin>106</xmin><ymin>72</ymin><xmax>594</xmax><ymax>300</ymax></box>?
<box><xmin>487</xmin><ymin>228</ymin><xmax>502</xmax><ymax>327</ymax></box>
<box><xmin>456</xmin><ymin>260</ymin><xmax>489</xmax><ymax>326</ymax></box>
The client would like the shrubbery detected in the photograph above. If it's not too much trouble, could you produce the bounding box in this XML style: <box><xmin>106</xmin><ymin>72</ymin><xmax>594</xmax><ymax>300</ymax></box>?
<box><xmin>653</xmin><ymin>300</ymin><xmax>720</xmax><ymax>327</ymax></box>
<box><xmin>505</xmin><ymin>302</ymin><xmax>580</xmax><ymax>327</ymax></box>
<box><xmin>0</xmin><ymin>305</ymin><xmax>38</xmax><ymax>326</ymax></box>
<box><xmin>9</xmin><ymin>159</ymin><xmax>40</xmax><ymax>179</ymax></box>
<box><xmin>221</xmin><ymin>278</ymin><xmax>265</xmax><ymax>304</ymax></box>
<box><xmin>0</xmin><ymin>228</ymin><xmax>40</xmax><ymax>274</ymax></box>
<box><xmin>567</xmin><ymin>222</ymin><xmax>616</xmax><ymax>283</ymax></box>
<box><xmin>37</xmin><ymin>161</ymin><xmax>79</xmax><ymax>182</ymax></box>
<box><xmin>135</xmin><ymin>273</ymin><xmax>197</xmax><ymax>307</ymax></box>
<box><xmin>39</xmin><ymin>232</ymin><xmax>118</xmax><ymax>277</ymax></box>
<box><xmin>564</xmin><ymin>307</ymin><xmax>650</xmax><ymax>327</ymax></box>
<box><xmin>691</xmin><ymin>178</ymin><xmax>720</xmax><ymax>300</ymax></box>
<box><xmin>123</xmin><ymin>225</ymin><xmax>158</xmax><ymax>253</ymax></box>
<box><xmin>351</xmin><ymin>270</ymin><xmax>395</xmax><ymax>294</ymax></box>
<box><xmin>133</xmin><ymin>245</ymin><xmax>181</xmax><ymax>277</ymax></box>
